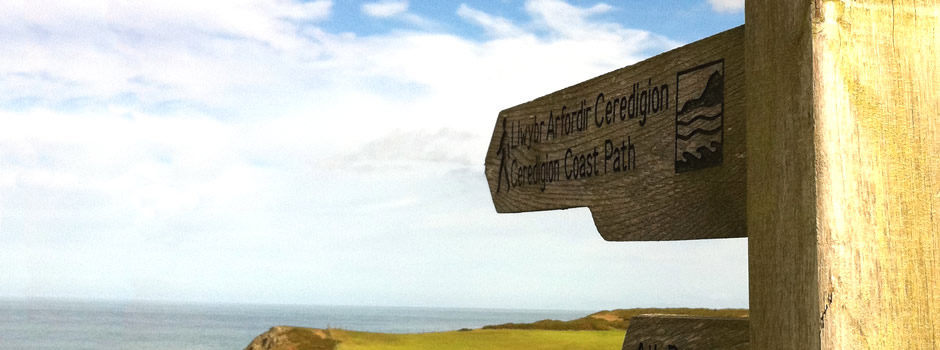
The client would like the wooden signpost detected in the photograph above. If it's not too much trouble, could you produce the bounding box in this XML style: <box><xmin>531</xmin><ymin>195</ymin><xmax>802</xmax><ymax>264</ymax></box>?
<box><xmin>484</xmin><ymin>0</ymin><xmax>939</xmax><ymax>348</ymax></box>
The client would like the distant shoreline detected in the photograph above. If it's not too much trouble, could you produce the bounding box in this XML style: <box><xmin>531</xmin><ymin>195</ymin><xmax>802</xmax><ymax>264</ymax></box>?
<box><xmin>0</xmin><ymin>298</ymin><xmax>605</xmax><ymax>349</ymax></box>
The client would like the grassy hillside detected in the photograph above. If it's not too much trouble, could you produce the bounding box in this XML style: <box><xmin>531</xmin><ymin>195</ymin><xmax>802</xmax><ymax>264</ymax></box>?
<box><xmin>244</xmin><ymin>308</ymin><xmax>749</xmax><ymax>350</ymax></box>
<box><xmin>482</xmin><ymin>308</ymin><xmax>748</xmax><ymax>331</ymax></box>
<box><xmin>332</xmin><ymin>329</ymin><xmax>624</xmax><ymax>350</ymax></box>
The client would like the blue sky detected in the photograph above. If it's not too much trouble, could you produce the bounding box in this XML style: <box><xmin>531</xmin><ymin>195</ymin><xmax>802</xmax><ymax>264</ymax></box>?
<box><xmin>0</xmin><ymin>0</ymin><xmax>746</xmax><ymax>311</ymax></box>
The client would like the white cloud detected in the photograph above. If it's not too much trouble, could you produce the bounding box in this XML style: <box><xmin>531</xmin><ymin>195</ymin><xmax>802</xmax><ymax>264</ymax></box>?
<box><xmin>0</xmin><ymin>0</ymin><xmax>332</xmax><ymax>48</ymax></box>
<box><xmin>0</xmin><ymin>0</ymin><xmax>333</xmax><ymax>113</ymax></box>
<box><xmin>0</xmin><ymin>0</ymin><xmax>680</xmax><ymax>229</ymax></box>
<box><xmin>360</xmin><ymin>1</ymin><xmax>435</xmax><ymax>29</ymax></box>
<box><xmin>0</xmin><ymin>0</ymin><xmax>681</xmax><ymax>247</ymax></box>
<box><xmin>0</xmin><ymin>0</ymin><xmax>746</xmax><ymax>309</ymax></box>
<box><xmin>457</xmin><ymin>4</ymin><xmax>525</xmax><ymax>38</ymax></box>
<box><xmin>708</xmin><ymin>0</ymin><xmax>744</xmax><ymax>13</ymax></box>
<box><xmin>361</xmin><ymin>1</ymin><xmax>409</xmax><ymax>18</ymax></box>
<box><xmin>525</xmin><ymin>0</ymin><xmax>620</xmax><ymax>39</ymax></box>
<box><xmin>0</xmin><ymin>0</ymin><xmax>676</xmax><ymax>145</ymax></box>
<box><xmin>335</xmin><ymin>129</ymin><xmax>481</xmax><ymax>172</ymax></box>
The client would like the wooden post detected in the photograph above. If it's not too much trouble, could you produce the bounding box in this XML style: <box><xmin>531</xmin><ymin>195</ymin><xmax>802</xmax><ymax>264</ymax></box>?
<box><xmin>746</xmin><ymin>0</ymin><xmax>940</xmax><ymax>348</ymax></box>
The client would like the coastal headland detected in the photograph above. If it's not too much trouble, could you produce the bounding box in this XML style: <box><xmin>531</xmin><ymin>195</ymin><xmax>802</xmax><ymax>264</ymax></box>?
<box><xmin>244</xmin><ymin>308</ymin><xmax>747</xmax><ymax>350</ymax></box>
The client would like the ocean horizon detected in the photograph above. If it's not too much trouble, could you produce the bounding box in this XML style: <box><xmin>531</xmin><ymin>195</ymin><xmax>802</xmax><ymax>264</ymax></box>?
<box><xmin>0</xmin><ymin>298</ymin><xmax>594</xmax><ymax>350</ymax></box>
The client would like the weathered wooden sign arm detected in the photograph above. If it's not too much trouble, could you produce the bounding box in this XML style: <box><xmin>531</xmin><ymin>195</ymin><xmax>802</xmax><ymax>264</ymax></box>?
<box><xmin>485</xmin><ymin>0</ymin><xmax>938</xmax><ymax>348</ymax></box>
<box><xmin>484</xmin><ymin>26</ymin><xmax>747</xmax><ymax>241</ymax></box>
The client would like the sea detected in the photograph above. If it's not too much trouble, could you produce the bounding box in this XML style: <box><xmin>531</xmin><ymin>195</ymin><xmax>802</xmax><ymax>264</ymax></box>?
<box><xmin>0</xmin><ymin>299</ymin><xmax>591</xmax><ymax>349</ymax></box>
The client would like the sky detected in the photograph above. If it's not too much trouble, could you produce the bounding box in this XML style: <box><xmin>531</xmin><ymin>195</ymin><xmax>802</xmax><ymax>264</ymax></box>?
<box><xmin>0</xmin><ymin>0</ymin><xmax>746</xmax><ymax>311</ymax></box>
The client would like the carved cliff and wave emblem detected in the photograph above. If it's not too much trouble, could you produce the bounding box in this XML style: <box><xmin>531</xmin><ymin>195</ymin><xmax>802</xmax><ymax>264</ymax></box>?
<box><xmin>675</xmin><ymin>60</ymin><xmax>724</xmax><ymax>173</ymax></box>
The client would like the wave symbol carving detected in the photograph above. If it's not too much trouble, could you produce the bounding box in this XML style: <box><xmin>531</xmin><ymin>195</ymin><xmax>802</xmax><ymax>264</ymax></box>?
<box><xmin>675</xmin><ymin>60</ymin><xmax>724</xmax><ymax>174</ymax></box>
<box><xmin>676</xmin><ymin>124</ymin><xmax>722</xmax><ymax>141</ymax></box>
<box><xmin>675</xmin><ymin>113</ymin><xmax>722</xmax><ymax>127</ymax></box>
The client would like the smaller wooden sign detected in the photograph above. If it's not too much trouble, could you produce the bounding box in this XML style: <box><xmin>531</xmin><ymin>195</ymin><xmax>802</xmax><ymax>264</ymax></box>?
<box><xmin>621</xmin><ymin>315</ymin><xmax>749</xmax><ymax>350</ymax></box>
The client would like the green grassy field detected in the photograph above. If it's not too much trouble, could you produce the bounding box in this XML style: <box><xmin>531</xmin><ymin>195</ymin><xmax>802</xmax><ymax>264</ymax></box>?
<box><xmin>247</xmin><ymin>308</ymin><xmax>749</xmax><ymax>350</ymax></box>
<box><xmin>329</xmin><ymin>329</ymin><xmax>625</xmax><ymax>350</ymax></box>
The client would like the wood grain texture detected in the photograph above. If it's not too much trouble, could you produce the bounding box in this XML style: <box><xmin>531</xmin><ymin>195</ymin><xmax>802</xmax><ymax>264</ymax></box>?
<box><xmin>483</xmin><ymin>26</ymin><xmax>746</xmax><ymax>241</ymax></box>
<box><xmin>620</xmin><ymin>315</ymin><xmax>749</xmax><ymax>350</ymax></box>
<box><xmin>745</xmin><ymin>1</ymin><xmax>821</xmax><ymax>348</ymax></box>
<box><xmin>748</xmin><ymin>0</ymin><xmax>940</xmax><ymax>348</ymax></box>
<box><xmin>813</xmin><ymin>0</ymin><xmax>940</xmax><ymax>348</ymax></box>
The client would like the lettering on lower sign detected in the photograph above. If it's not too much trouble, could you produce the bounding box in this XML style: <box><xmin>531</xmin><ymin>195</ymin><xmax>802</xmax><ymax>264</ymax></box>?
<box><xmin>637</xmin><ymin>343</ymin><xmax>679</xmax><ymax>350</ymax></box>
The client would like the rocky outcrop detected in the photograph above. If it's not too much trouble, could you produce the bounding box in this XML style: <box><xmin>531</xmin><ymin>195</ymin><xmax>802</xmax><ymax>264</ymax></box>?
<box><xmin>244</xmin><ymin>326</ymin><xmax>339</xmax><ymax>350</ymax></box>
